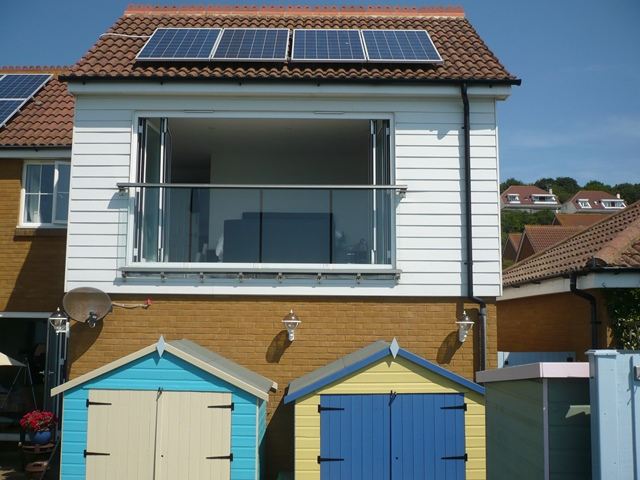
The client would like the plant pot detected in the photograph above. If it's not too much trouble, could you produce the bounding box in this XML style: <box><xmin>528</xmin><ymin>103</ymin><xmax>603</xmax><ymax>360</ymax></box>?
<box><xmin>28</xmin><ymin>430</ymin><xmax>52</xmax><ymax>445</ymax></box>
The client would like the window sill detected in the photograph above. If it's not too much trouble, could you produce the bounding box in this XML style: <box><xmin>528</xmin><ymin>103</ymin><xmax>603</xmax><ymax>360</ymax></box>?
<box><xmin>15</xmin><ymin>226</ymin><xmax>67</xmax><ymax>238</ymax></box>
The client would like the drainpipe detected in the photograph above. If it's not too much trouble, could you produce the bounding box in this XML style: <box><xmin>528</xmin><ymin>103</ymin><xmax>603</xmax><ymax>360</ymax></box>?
<box><xmin>461</xmin><ymin>82</ymin><xmax>488</xmax><ymax>372</ymax></box>
<box><xmin>569</xmin><ymin>272</ymin><xmax>599</xmax><ymax>349</ymax></box>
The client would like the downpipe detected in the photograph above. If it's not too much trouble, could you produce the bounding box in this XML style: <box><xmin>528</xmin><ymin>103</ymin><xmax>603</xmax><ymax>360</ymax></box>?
<box><xmin>569</xmin><ymin>272</ymin><xmax>599</xmax><ymax>349</ymax></box>
<box><xmin>461</xmin><ymin>82</ymin><xmax>488</xmax><ymax>373</ymax></box>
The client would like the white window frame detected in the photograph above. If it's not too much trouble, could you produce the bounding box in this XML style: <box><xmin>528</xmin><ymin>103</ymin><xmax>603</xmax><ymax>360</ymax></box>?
<box><xmin>507</xmin><ymin>194</ymin><xmax>520</xmax><ymax>203</ymax></box>
<box><xmin>126</xmin><ymin>110</ymin><xmax>397</xmax><ymax>272</ymax></box>
<box><xmin>20</xmin><ymin>159</ymin><xmax>70</xmax><ymax>228</ymax></box>
<box><xmin>577</xmin><ymin>199</ymin><xmax>591</xmax><ymax>209</ymax></box>
<box><xmin>601</xmin><ymin>199</ymin><xmax>626</xmax><ymax>209</ymax></box>
<box><xmin>532</xmin><ymin>194</ymin><xmax>557</xmax><ymax>204</ymax></box>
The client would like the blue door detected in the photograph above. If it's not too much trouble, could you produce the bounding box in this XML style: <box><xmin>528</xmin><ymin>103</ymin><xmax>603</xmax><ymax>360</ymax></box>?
<box><xmin>319</xmin><ymin>393</ymin><xmax>466</xmax><ymax>480</ymax></box>
<box><xmin>390</xmin><ymin>393</ymin><xmax>466</xmax><ymax>480</ymax></box>
<box><xmin>319</xmin><ymin>394</ymin><xmax>390</xmax><ymax>480</ymax></box>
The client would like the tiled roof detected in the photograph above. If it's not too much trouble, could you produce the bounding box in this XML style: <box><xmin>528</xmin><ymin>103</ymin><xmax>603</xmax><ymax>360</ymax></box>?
<box><xmin>503</xmin><ymin>201</ymin><xmax>640</xmax><ymax>287</ymax></box>
<box><xmin>568</xmin><ymin>190</ymin><xmax>624</xmax><ymax>210</ymax></box>
<box><xmin>0</xmin><ymin>66</ymin><xmax>74</xmax><ymax>148</ymax></box>
<box><xmin>501</xmin><ymin>185</ymin><xmax>558</xmax><ymax>206</ymax></box>
<box><xmin>521</xmin><ymin>225</ymin><xmax>585</xmax><ymax>255</ymax></box>
<box><xmin>63</xmin><ymin>5</ymin><xmax>518</xmax><ymax>83</ymax></box>
<box><xmin>553</xmin><ymin>213</ymin><xmax>610</xmax><ymax>227</ymax></box>
<box><xmin>507</xmin><ymin>233</ymin><xmax>522</xmax><ymax>249</ymax></box>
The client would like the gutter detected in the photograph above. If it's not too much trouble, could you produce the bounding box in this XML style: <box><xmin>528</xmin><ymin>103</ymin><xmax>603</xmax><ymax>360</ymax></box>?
<box><xmin>461</xmin><ymin>82</ymin><xmax>488</xmax><ymax>372</ymax></box>
<box><xmin>569</xmin><ymin>272</ymin><xmax>599</xmax><ymax>349</ymax></box>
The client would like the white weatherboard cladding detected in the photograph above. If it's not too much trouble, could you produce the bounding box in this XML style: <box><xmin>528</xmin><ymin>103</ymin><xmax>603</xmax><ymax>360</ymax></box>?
<box><xmin>66</xmin><ymin>90</ymin><xmax>502</xmax><ymax>297</ymax></box>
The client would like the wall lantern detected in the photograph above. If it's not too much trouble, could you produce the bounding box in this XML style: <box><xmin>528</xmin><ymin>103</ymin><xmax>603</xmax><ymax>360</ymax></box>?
<box><xmin>49</xmin><ymin>308</ymin><xmax>70</xmax><ymax>336</ymax></box>
<box><xmin>282</xmin><ymin>310</ymin><xmax>301</xmax><ymax>341</ymax></box>
<box><xmin>456</xmin><ymin>310</ymin><xmax>474</xmax><ymax>343</ymax></box>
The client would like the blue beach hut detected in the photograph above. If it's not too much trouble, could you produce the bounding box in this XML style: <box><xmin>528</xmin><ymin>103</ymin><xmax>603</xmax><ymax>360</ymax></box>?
<box><xmin>52</xmin><ymin>337</ymin><xmax>276</xmax><ymax>480</ymax></box>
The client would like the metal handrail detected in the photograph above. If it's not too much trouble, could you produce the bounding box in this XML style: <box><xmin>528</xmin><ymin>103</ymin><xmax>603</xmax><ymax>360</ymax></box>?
<box><xmin>117</xmin><ymin>182</ymin><xmax>407</xmax><ymax>192</ymax></box>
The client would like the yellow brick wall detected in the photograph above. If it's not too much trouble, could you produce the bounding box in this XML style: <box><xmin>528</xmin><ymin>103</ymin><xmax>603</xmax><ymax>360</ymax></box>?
<box><xmin>68</xmin><ymin>296</ymin><xmax>496</xmax><ymax>478</ymax></box>
<box><xmin>0</xmin><ymin>158</ymin><xmax>66</xmax><ymax>312</ymax></box>
<box><xmin>294</xmin><ymin>356</ymin><xmax>486</xmax><ymax>480</ymax></box>
<box><xmin>497</xmin><ymin>291</ymin><xmax>612</xmax><ymax>361</ymax></box>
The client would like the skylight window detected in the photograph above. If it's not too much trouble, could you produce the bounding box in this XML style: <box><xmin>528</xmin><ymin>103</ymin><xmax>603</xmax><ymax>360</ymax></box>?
<box><xmin>507</xmin><ymin>194</ymin><xmax>520</xmax><ymax>203</ymax></box>
<box><xmin>577</xmin><ymin>199</ymin><xmax>591</xmax><ymax>209</ymax></box>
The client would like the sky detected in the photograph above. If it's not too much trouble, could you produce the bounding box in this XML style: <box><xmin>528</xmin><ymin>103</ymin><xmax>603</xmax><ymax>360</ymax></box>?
<box><xmin>1</xmin><ymin>0</ymin><xmax>639</xmax><ymax>185</ymax></box>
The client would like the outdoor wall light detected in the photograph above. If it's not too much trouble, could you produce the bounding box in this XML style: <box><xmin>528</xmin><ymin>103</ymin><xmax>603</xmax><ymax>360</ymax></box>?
<box><xmin>49</xmin><ymin>308</ymin><xmax>70</xmax><ymax>335</ymax></box>
<box><xmin>456</xmin><ymin>310</ymin><xmax>474</xmax><ymax>343</ymax></box>
<box><xmin>282</xmin><ymin>310</ymin><xmax>301</xmax><ymax>341</ymax></box>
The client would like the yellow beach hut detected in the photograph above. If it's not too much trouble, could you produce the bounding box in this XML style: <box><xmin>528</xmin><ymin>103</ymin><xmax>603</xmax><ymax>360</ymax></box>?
<box><xmin>284</xmin><ymin>339</ymin><xmax>486</xmax><ymax>480</ymax></box>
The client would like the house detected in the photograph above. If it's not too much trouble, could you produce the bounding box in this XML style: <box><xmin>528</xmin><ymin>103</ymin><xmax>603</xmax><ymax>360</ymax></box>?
<box><xmin>563</xmin><ymin>190</ymin><xmax>627</xmax><ymax>213</ymax></box>
<box><xmin>0</xmin><ymin>67</ymin><xmax>74</xmax><ymax>437</ymax></box>
<box><xmin>36</xmin><ymin>4</ymin><xmax>517</xmax><ymax>478</ymax></box>
<box><xmin>514</xmin><ymin>224</ymin><xmax>583</xmax><ymax>262</ymax></box>
<box><xmin>498</xmin><ymin>201</ymin><xmax>640</xmax><ymax>361</ymax></box>
<box><xmin>500</xmin><ymin>185</ymin><xmax>559</xmax><ymax>212</ymax></box>
<box><xmin>552</xmin><ymin>212</ymin><xmax>609</xmax><ymax>227</ymax></box>
<box><xmin>502</xmin><ymin>232</ymin><xmax>521</xmax><ymax>264</ymax></box>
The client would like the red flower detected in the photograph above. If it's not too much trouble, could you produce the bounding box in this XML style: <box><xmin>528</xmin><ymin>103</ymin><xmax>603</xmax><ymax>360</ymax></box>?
<box><xmin>19</xmin><ymin>410</ymin><xmax>58</xmax><ymax>432</ymax></box>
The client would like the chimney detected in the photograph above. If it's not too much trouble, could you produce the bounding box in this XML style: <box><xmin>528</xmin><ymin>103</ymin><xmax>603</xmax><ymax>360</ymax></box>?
<box><xmin>616</xmin><ymin>193</ymin><xmax>621</xmax><ymax>199</ymax></box>
<box><xmin>548</xmin><ymin>188</ymin><xmax>553</xmax><ymax>194</ymax></box>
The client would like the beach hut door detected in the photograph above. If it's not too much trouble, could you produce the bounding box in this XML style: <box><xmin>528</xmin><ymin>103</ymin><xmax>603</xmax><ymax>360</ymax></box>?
<box><xmin>85</xmin><ymin>390</ymin><xmax>158</xmax><ymax>480</ymax></box>
<box><xmin>154</xmin><ymin>391</ymin><xmax>232</xmax><ymax>480</ymax></box>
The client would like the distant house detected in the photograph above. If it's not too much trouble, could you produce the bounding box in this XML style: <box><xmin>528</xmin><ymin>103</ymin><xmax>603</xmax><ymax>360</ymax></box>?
<box><xmin>553</xmin><ymin>213</ymin><xmax>610</xmax><ymax>227</ymax></box>
<box><xmin>503</xmin><ymin>233</ymin><xmax>522</xmax><ymax>264</ymax></box>
<box><xmin>563</xmin><ymin>190</ymin><xmax>626</xmax><ymax>213</ymax></box>
<box><xmin>498</xmin><ymin>201</ymin><xmax>640</xmax><ymax>361</ymax></box>
<box><xmin>501</xmin><ymin>185</ymin><xmax>560</xmax><ymax>212</ymax></box>
<box><xmin>515</xmin><ymin>225</ymin><xmax>583</xmax><ymax>262</ymax></box>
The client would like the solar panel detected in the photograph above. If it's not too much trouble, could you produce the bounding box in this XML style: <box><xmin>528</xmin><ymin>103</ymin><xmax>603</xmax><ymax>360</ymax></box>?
<box><xmin>291</xmin><ymin>29</ymin><xmax>366</xmax><ymax>62</ymax></box>
<box><xmin>361</xmin><ymin>30</ymin><xmax>443</xmax><ymax>63</ymax></box>
<box><xmin>137</xmin><ymin>28</ymin><xmax>222</xmax><ymax>60</ymax></box>
<box><xmin>212</xmin><ymin>28</ymin><xmax>289</xmax><ymax>61</ymax></box>
<box><xmin>0</xmin><ymin>74</ymin><xmax>51</xmax><ymax>99</ymax></box>
<box><xmin>0</xmin><ymin>100</ymin><xmax>24</xmax><ymax>128</ymax></box>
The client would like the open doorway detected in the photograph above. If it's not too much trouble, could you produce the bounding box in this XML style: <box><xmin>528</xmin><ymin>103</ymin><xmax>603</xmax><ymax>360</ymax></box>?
<box><xmin>134</xmin><ymin>117</ymin><xmax>392</xmax><ymax>266</ymax></box>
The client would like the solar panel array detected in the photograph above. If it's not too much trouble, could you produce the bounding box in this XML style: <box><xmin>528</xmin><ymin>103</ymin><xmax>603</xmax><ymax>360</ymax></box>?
<box><xmin>137</xmin><ymin>28</ymin><xmax>222</xmax><ymax>60</ymax></box>
<box><xmin>362</xmin><ymin>30</ymin><xmax>443</xmax><ymax>63</ymax></box>
<box><xmin>292</xmin><ymin>30</ymin><xmax>365</xmax><ymax>62</ymax></box>
<box><xmin>212</xmin><ymin>28</ymin><xmax>289</xmax><ymax>61</ymax></box>
<box><xmin>0</xmin><ymin>74</ymin><xmax>51</xmax><ymax>128</ymax></box>
<box><xmin>137</xmin><ymin>28</ymin><xmax>442</xmax><ymax>65</ymax></box>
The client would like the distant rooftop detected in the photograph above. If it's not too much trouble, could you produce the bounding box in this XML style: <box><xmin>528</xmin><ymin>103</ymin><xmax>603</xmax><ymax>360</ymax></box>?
<box><xmin>504</xmin><ymin>201</ymin><xmax>640</xmax><ymax>287</ymax></box>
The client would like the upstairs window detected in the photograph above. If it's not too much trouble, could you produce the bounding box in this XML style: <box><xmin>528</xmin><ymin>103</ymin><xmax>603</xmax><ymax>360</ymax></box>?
<box><xmin>577</xmin><ymin>199</ymin><xmax>591</xmax><ymax>209</ymax></box>
<box><xmin>507</xmin><ymin>194</ymin><xmax>520</xmax><ymax>203</ymax></box>
<box><xmin>22</xmin><ymin>161</ymin><xmax>70</xmax><ymax>226</ymax></box>
<box><xmin>532</xmin><ymin>194</ymin><xmax>556</xmax><ymax>204</ymax></box>
<box><xmin>601</xmin><ymin>199</ymin><xmax>626</xmax><ymax>209</ymax></box>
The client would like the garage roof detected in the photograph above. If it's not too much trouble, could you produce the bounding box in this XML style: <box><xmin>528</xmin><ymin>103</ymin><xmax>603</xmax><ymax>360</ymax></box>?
<box><xmin>52</xmin><ymin>336</ymin><xmax>277</xmax><ymax>400</ymax></box>
<box><xmin>284</xmin><ymin>339</ymin><xmax>484</xmax><ymax>403</ymax></box>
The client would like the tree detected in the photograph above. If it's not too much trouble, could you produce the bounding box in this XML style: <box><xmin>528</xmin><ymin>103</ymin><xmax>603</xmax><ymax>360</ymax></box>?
<box><xmin>534</xmin><ymin>176</ymin><xmax>580</xmax><ymax>203</ymax></box>
<box><xmin>500</xmin><ymin>177</ymin><xmax>523</xmax><ymax>193</ymax></box>
<box><xmin>583</xmin><ymin>180</ymin><xmax>612</xmax><ymax>192</ymax></box>
<box><xmin>612</xmin><ymin>183</ymin><xmax>640</xmax><ymax>204</ymax></box>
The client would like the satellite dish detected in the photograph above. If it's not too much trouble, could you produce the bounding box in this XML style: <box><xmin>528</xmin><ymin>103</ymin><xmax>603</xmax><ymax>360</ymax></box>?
<box><xmin>63</xmin><ymin>287</ymin><xmax>112</xmax><ymax>328</ymax></box>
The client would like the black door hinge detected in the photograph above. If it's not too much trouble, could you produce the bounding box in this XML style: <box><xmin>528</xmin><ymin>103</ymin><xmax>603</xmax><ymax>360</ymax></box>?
<box><xmin>442</xmin><ymin>454</ymin><xmax>468</xmax><ymax>461</ymax></box>
<box><xmin>441</xmin><ymin>404</ymin><xmax>467</xmax><ymax>411</ymax></box>
<box><xmin>84</xmin><ymin>450</ymin><xmax>110</xmax><ymax>457</ymax></box>
<box><xmin>206</xmin><ymin>453</ymin><xmax>233</xmax><ymax>461</ymax></box>
<box><xmin>318</xmin><ymin>405</ymin><xmax>345</xmax><ymax>413</ymax></box>
<box><xmin>208</xmin><ymin>403</ymin><xmax>234</xmax><ymax>411</ymax></box>
<box><xmin>317</xmin><ymin>456</ymin><xmax>345</xmax><ymax>463</ymax></box>
<box><xmin>86</xmin><ymin>400</ymin><xmax>112</xmax><ymax>407</ymax></box>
